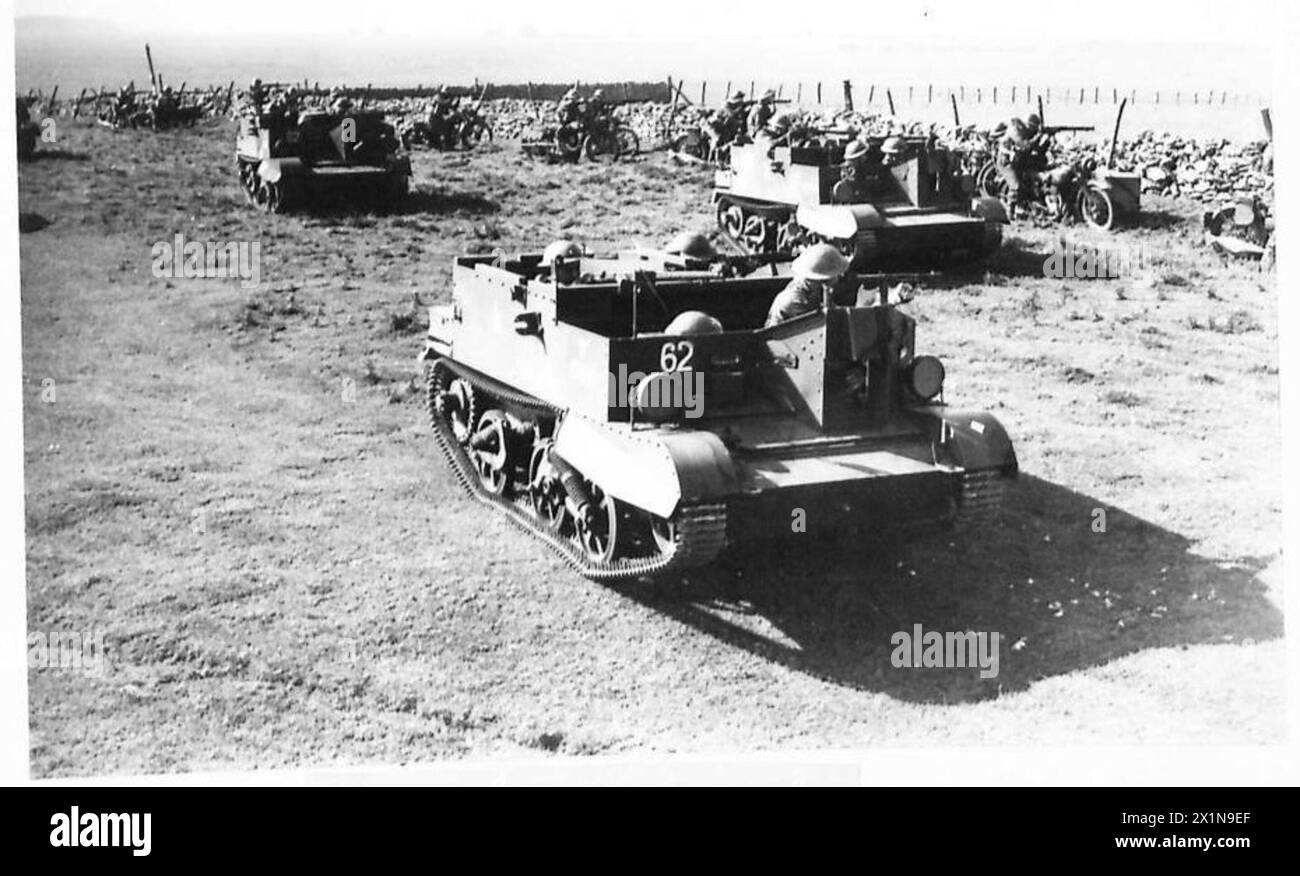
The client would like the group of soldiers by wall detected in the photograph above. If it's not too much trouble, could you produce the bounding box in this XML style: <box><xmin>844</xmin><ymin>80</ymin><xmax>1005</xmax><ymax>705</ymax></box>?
<box><xmin>98</xmin><ymin>83</ymin><xmax>204</xmax><ymax>129</ymax></box>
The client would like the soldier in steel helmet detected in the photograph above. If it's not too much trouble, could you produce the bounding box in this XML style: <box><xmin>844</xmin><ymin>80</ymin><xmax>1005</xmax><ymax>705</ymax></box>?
<box><xmin>664</xmin><ymin>232</ymin><xmax>719</xmax><ymax>261</ymax></box>
<box><xmin>715</xmin><ymin>90</ymin><xmax>749</xmax><ymax>145</ymax></box>
<box><xmin>329</xmin><ymin>87</ymin><xmax>353</xmax><ymax>115</ymax></box>
<box><xmin>247</xmin><ymin>78</ymin><xmax>266</xmax><ymax>111</ymax></box>
<box><xmin>556</xmin><ymin>87</ymin><xmax>582</xmax><ymax>129</ymax></box>
<box><xmin>834</xmin><ymin>138</ymin><xmax>887</xmax><ymax>202</ymax></box>
<box><xmin>746</xmin><ymin>89</ymin><xmax>777</xmax><ymax>139</ymax></box>
<box><xmin>765</xmin><ymin>244</ymin><xmax>856</xmax><ymax>327</ymax></box>
<box><xmin>997</xmin><ymin>113</ymin><xmax>1048</xmax><ymax>217</ymax></box>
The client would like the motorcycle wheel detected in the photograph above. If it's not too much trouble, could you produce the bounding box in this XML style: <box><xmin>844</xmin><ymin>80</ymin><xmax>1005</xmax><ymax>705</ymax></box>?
<box><xmin>615</xmin><ymin>126</ymin><xmax>640</xmax><ymax>157</ymax></box>
<box><xmin>461</xmin><ymin>122</ymin><xmax>493</xmax><ymax>149</ymax></box>
<box><xmin>1078</xmin><ymin>187</ymin><xmax>1115</xmax><ymax>232</ymax></box>
<box><xmin>583</xmin><ymin>132</ymin><xmax>620</xmax><ymax>163</ymax></box>
<box><xmin>555</xmin><ymin>126</ymin><xmax>583</xmax><ymax>161</ymax></box>
<box><xmin>672</xmin><ymin>132</ymin><xmax>706</xmax><ymax>159</ymax></box>
<box><xmin>976</xmin><ymin>162</ymin><xmax>1004</xmax><ymax>199</ymax></box>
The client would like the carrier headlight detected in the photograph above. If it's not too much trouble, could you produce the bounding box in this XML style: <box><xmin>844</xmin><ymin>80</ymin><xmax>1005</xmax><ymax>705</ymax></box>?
<box><xmin>908</xmin><ymin>356</ymin><xmax>945</xmax><ymax>401</ymax></box>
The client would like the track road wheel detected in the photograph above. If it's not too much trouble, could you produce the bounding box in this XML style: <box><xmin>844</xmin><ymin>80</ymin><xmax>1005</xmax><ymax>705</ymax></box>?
<box><xmin>774</xmin><ymin>217</ymin><xmax>799</xmax><ymax>255</ymax></box>
<box><xmin>740</xmin><ymin>213</ymin><xmax>769</xmax><ymax>252</ymax></box>
<box><xmin>528</xmin><ymin>442</ymin><xmax>569</xmax><ymax>534</ymax></box>
<box><xmin>1079</xmin><ymin>186</ymin><xmax>1115</xmax><ymax>232</ymax></box>
<box><xmin>468</xmin><ymin>409</ymin><xmax>512</xmax><ymax>497</ymax></box>
<box><xmin>575</xmin><ymin>482</ymin><xmax>619</xmax><ymax>564</ymax></box>
<box><xmin>436</xmin><ymin>376</ymin><xmax>477</xmax><ymax>445</ymax></box>
<box><xmin>718</xmin><ymin>201</ymin><xmax>745</xmax><ymax>241</ymax></box>
<box><xmin>257</xmin><ymin>178</ymin><xmax>287</xmax><ymax>214</ymax></box>
<box><xmin>649</xmin><ymin>514</ymin><xmax>677</xmax><ymax>556</ymax></box>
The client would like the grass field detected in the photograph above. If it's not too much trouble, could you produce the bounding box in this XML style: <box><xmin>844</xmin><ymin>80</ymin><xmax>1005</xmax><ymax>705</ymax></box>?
<box><xmin>19</xmin><ymin>120</ymin><xmax>1283</xmax><ymax>777</ymax></box>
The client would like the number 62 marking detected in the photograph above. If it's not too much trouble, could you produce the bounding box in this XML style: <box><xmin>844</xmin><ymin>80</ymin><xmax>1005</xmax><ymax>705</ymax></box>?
<box><xmin>659</xmin><ymin>340</ymin><xmax>695</xmax><ymax>371</ymax></box>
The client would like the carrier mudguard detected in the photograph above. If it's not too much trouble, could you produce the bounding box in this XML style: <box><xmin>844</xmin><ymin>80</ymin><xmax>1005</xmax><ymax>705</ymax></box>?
<box><xmin>913</xmin><ymin>407</ymin><xmax>1018</xmax><ymax>474</ymax></box>
<box><xmin>258</xmin><ymin>157</ymin><xmax>306</xmax><ymax>182</ymax></box>
<box><xmin>796</xmin><ymin>203</ymin><xmax>885</xmax><ymax>239</ymax></box>
<box><xmin>552</xmin><ymin>417</ymin><xmax>739</xmax><ymax>519</ymax></box>
<box><xmin>970</xmin><ymin>196</ymin><xmax>1009</xmax><ymax>224</ymax></box>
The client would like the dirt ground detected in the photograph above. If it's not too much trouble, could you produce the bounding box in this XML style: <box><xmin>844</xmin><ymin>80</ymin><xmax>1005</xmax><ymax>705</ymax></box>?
<box><xmin>19</xmin><ymin>120</ymin><xmax>1283</xmax><ymax>777</ymax></box>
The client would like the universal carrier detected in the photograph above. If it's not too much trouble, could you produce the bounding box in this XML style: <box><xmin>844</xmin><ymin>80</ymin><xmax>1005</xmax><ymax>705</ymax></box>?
<box><xmin>422</xmin><ymin>248</ymin><xmax>1018</xmax><ymax>581</ymax></box>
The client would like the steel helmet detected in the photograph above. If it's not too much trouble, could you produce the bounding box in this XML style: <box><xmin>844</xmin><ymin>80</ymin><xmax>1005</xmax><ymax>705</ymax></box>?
<box><xmin>730</xmin><ymin>90</ymin><xmax>746</xmax><ymax>103</ymax></box>
<box><xmin>664</xmin><ymin>232</ymin><xmax>718</xmax><ymax>259</ymax></box>
<box><xmin>592</xmin><ymin>88</ymin><xmax>605</xmax><ymax>100</ymax></box>
<box><xmin>541</xmin><ymin>239</ymin><xmax>583</xmax><ymax>266</ymax></box>
<box><xmin>664</xmin><ymin>310</ymin><xmax>724</xmax><ymax>335</ymax></box>
<box><xmin>842</xmin><ymin>139</ymin><xmax>870</xmax><ymax>162</ymax></box>
<box><xmin>792</xmin><ymin>243</ymin><xmax>850</xmax><ymax>281</ymax></box>
<box><xmin>761</xmin><ymin>89</ymin><xmax>776</xmax><ymax>102</ymax></box>
<box><xmin>1026</xmin><ymin>113</ymin><xmax>1041</xmax><ymax>132</ymax></box>
<box><xmin>882</xmin><ymin>136</ymin><xmax>908</xmax><ymax>155</ymax></box>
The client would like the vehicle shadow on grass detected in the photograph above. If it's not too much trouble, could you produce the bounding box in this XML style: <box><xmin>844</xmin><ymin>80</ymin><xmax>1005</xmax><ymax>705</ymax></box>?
<box><xmin>617</xmin><ymin>474</ymin><xmax>1281</xmax><ymax>703</ymax></box>
<box><xmin>1135</xmin><ymin>208</ymin><xmax>1187</xmax><ymax>232</ymax></box>
<box><xmin>396</xmin><ymin>188</ymin><xmax>500</xmax><ymax>216</ymax></box>
<box><xmin>25</xmin><ymin>148</ymin><xmax>92</xmax><ymax>162</ymax></box>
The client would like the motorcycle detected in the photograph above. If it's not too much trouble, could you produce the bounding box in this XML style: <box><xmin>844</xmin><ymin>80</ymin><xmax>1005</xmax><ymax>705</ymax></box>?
<box><xmin>1204</xmin><ymin>195</ymin><xmax>1275</xmax><ymax>268</ymax></box>
<box><xmin>994</xmin><ymin>156</ymin><xmax>1122</xmax><ymax>231</ymax></box>
<box><xmin>670</xmin><ymin>111</ymin><xmax>738</xmax><ymax>167</ymax></box>
<box><xmin>454</xmin><ymin>103</ymin><xmax>494</xmax><ymax>149</ymax></box>
<box><xmin>521</xmin><ymin>121</ymin><xmax>586</xmax><ymax>162</ymax></box>
<box><xmin>581</xmin><ymin>112</ymin><xmax>640</xmax><ymax>163</ymax></box>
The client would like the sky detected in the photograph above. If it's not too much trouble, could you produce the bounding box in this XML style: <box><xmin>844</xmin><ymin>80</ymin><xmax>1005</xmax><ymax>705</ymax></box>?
<box><xmin>11</xmin><ymin>0</ymin><xmax>1284</xmax><ymax>43</ymax></box>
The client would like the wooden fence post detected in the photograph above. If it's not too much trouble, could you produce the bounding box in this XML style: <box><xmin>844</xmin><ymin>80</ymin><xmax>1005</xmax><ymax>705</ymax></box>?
<box><xmin>700</xmin><ymin>81</ymin><xmax>707</xmax><ymax>105</ymax></box>
<box><xmin>816</xmin><ymin>81</ymin><xmax>822</xmax><ymax>104</ymax></box>
<box><xmin>927</xmin><ymin>83</ymin><xmax>933</xmax><ymax>104</ymax></box>
<box><xmin>886</xmin><ymin>88</ymin><xmax>896</xmax><ymax>115</ymax></box>
<box><xmin>842</xmin><ymin>79</ymin><xmax>854</xmax><ymax>111</ymax></box>
<box><xmin>867</xmin><ymin>83</ymin><xmax>875</xmax><ymax>104</ymax></box>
